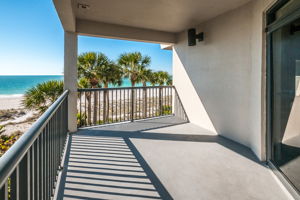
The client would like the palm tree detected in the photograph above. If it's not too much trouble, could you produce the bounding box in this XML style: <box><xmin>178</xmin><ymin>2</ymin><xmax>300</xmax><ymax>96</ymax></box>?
<box><xmin>149</xmin><ymin>71</ymin><xmax>171</xmax><ymax>115</ymax></box>
<box><xmin>78</xmin><ymin>52</ymin><xmax>103</xmax><ymax>87</ymax></box>
<box><xmin>77</xmin><ymin>52</ymin><xmax>109</xmax><ymax>124</ymax></box>
<box><xmin>155</xmin><ymin>71</ymin><xmax>170</xmax><ymax>86</ymax></box>
<box><xmin>140</xmin><ymin>68</ymin><xmax>152</xmax><ymax>87</ymax></box>
<box><xmin>118</xmin><ymin>52</ymin><xmax>151</xmax><ymax>87</ymax></box>
<box><xmin>97</xmin><ymin>61</ymin><xmax>123</xmax><ymax>122</ymax></box>
<box><xmin>166</xmin><ymin>74</ymin><xmax>173</xmax><ymax>86</ymax></box>
<box><xmin>22</xmin><ymin>80</ymin><xmax>64</xmax><ymax>113</ymax></box>
<box><xmin>97</xmin><ymin>61</ymin><xmax>123</xmax><ymax>88</ymax></box>
<box><xmin>118</xmin><ymin>52</ymin><xmax>151</xmax><ymax>119</ymax></box>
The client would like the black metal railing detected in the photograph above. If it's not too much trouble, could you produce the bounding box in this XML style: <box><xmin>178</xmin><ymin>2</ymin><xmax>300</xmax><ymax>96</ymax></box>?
<box><xmin>77</xmin><ymin>86</ymin><xmax>188</xmax><ymax>127</ymax></box>
<box><xmin>0</xmin><ymin>90</ymin><xmax>69</xmax><ymax>200</ymax></box>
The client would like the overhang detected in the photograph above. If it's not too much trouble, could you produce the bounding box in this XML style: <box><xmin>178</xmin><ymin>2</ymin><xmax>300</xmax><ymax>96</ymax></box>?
<box><xmin>53</xmin><ymin>0</ymin><xmax>252</xmax><ymax>44</ymax></box>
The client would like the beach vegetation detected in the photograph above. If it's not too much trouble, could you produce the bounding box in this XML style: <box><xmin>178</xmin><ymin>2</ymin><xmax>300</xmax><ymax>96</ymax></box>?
<box><xmin>162</xmin><ymin>105</ymin><xmax>172</xmax><ymax>115</ymax></box>
<box><xmin>0</xmin><ymin>125</ymin><xmax>5</xmax><ymax>134</ymax></box>
<box><xmin>77</xmin><ymin>112</ymin><xmax>86</xmax><ymax>127</ymax></box>
<box><xmin>22</xmin><ymin>80</ymin><xmax>64</xmax><ymax>113</ymax></box>
<box><xmin>0</xmin><ymin>132</ymin><xmax>21</xmax><ymax>156</ymax></box>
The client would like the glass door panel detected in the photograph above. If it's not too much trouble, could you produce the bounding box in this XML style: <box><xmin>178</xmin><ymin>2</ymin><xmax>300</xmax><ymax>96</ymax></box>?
<box><xmin>271</xmin><ymin>17</ymin><xmax>300</xmax><ymax>192</ymax></box>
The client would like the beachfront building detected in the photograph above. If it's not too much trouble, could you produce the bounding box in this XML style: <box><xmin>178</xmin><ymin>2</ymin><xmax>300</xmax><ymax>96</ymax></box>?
<box><xmin>0</xmin><ymin>0</ymin><xmax>300</xmax><ymax>199</ymax></box>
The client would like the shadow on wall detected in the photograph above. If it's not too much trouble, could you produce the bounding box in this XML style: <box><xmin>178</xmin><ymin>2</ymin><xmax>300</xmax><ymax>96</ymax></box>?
<box><xmin>173</xmin><ymin>22</ymin><xmax>253</xmax><ymax>150</ymax></box>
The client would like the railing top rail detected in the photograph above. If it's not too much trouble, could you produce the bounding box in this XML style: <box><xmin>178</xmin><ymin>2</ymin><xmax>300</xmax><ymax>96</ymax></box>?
<box><xmin>77</xmin><ymin>85</ymin><xmax>174</xmax><ymax>92</ymax></box>
<box><xmin>0</xmin><ymin>90</ymin><xmax>69</xmax><ymax>187</ymax></box>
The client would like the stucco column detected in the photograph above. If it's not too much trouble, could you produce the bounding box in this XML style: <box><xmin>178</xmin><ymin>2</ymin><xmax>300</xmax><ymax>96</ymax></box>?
<box><xmin>64</xmin><ymin>31</ymin><xmax>78</xmax><ymax>132</ymax></box>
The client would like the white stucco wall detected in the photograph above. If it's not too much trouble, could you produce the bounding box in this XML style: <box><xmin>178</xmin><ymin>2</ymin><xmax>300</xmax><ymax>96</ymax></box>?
<box><xmin>173</xmin><ymin>0</ymin><xmax>276</xmax><ymax>160</ymax></box>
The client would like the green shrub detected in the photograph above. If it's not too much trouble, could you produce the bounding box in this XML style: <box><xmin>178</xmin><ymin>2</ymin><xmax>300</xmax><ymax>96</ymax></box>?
<box><xmin>0</xmin><ymin>132</ymin><xmax>22</xmax><ymax>156</ymax></box>
<box><xmin>162</xmin><ymin>105</ymin><xmax>172</xmax><ymax>115</ymax></box>
<box><xmin>77</xmin><ymin>113</ymin><xmax>87</xmax><ymax>127</ymax></box>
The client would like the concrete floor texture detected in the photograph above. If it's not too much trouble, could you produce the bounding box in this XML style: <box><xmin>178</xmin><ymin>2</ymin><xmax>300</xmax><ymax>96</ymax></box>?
<box><xmin>56</xmin><ymin>116</ymin><xmax>292</xmax><ymax>200</ymax></box>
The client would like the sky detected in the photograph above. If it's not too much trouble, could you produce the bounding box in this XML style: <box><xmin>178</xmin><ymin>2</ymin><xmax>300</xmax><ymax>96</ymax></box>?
<box><xmin>0</xmin><ymin>1</ymin><xmax>172</xmax><ymax>75</ymax></box>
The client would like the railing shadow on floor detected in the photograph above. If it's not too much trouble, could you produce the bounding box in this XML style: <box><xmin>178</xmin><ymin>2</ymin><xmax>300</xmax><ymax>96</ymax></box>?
<box><xmin>76</xmin><ymin>114</ymin><xmax>264</xmax><ymax>166</ymax></box>
<box><xmin>56</xmin><ymin>132</ymin><xmax>174</xmax><ymax>200</ymax></box>
<box><xmin>56</xmin><ymin>116</ymin><xmax>267</xmax><ymax>200</ymax></box>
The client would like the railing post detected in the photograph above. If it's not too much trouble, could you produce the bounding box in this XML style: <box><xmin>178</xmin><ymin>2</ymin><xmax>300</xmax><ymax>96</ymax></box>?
<box><xmin>131</xmin><ymin>88</ymin><xmax>134</xmax><ymax>122</ymax></box>
<box><xmin>64</xmin><ymin>32</ymin><xmax>78</xmax><ymax>132</ymax></box>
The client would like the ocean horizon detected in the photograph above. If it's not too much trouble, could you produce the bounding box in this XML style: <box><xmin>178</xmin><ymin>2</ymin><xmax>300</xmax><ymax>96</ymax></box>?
<box><xmin>0</xmin><ymin>75</ymin><xmax>146</xmax><ymax>96</ymax></box>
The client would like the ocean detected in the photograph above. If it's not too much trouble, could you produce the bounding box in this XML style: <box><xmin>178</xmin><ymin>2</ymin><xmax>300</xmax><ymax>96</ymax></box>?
<box><xmin>0</xmin><ymin>75</ymin><xmax>144</xmax><ymax>95</ymax></box>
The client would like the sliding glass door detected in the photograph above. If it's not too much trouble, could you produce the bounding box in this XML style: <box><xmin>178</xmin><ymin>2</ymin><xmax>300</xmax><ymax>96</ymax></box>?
<box><xmin>267</xmin><ymin>0</ymin><xmax>300</xmax><ymax>193</ymax></box>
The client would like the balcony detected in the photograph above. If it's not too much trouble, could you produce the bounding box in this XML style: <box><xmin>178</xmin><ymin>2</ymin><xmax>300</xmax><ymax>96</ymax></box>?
<box><xmin>56</xmin><ymin>115</ymin><xmax>289</xmax><ymax>199</ymax></box>
<box><xmin>0</xmin><ymin>87</ymin><xmax>291</xmax><ymax>200</ymax></box>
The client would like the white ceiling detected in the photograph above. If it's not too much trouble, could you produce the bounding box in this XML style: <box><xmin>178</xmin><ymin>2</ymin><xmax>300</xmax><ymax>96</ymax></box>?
<box><xmin>74</xmin><ymin>0</ymin><xmax>252</xmax><ymax>33</ymax></box>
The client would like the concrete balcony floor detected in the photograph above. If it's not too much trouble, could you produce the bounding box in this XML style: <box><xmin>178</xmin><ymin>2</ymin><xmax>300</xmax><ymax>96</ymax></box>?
<box><xmin>56</xmin><ymin>116</ymin><xmax>290</xmax><ymax>200</ymax></box>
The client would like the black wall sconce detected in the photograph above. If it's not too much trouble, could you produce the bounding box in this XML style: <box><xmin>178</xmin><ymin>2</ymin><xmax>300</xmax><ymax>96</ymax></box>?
<box><xmin>291</xmin><ymin>24</ymin><xmax>300</xmax><ymax>35</ymax></box>
<box><xmin>188</xmin><ymin>28</ymin><xmax>204</xmax><ymax>46</ymax></box>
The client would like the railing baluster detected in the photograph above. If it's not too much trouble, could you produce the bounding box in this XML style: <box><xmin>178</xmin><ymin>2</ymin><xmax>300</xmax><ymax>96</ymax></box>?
<box><xmin>79</xmin><ymin>91</ymin><xmax>82</xmax><ymax>127</ymax></box>
<box><xmin>50</xmin><ymin>117</ymin><xmax>54</xmax><ymax>196</ymax></box>
<box><xmin>11</xmin><ymin>166</ymin><xmax>19</xmax><ymax>200</ymax></box>
<box><xmin>131</xmin><ymin>88</ymin><xmax>134</xmax><ymax>121</ymax></box>
<box><xmin>115</xmin><ymin>89</ymin><xmax>117</xmax><ymax>122</ymax></box>
<box><xmin>0</xmin><ymin>181</ymin><xmax>8</xmax><ymax>200</ymax></box>
<box><xmin>31</xmin><ymin>144</ymin><xmax>35</xmax><ymax>200</ymax></box>
<box><xmin>127</xmin><ymin>89</ymin><xmax>129</xmax><ymax>121</ymax></box>
<box><xmin>42</xmin><ymin>128</ymin><xmax>46</xmax><ymax>200</ymax></box>
<box><xmin>98</xmin><ymin>89</ymin><xmax>101</xmax><ymax>125</ymax></box>
<box><xmin>123</xmin><ymin>89</ymin><xmax>125</xmax><ymax>121</ymax></box>
<box><xmin>107</xmin><ymin>90</ymin><xmax>110</xmax><ymax>123</ymax></box>
<box><xmin>84</xmin><ymin>91</ymin><xmax>87</xmax><ymax>126</ymax></box>
<box><xmin>164</xmin><ymin>88</ymin><xmax>166</xmax><ymax>115</ymax></box>
<box><xmin>135</xmin><ymin>88</ymin><xmax>137</xmax><ymax>119</ymax></box>
<box><xmin>34</xmin><ymin>139</ymin><xmax>39</xmax><ymax>200</ymax></box>
<box><xmin>52</xmin><ymin>115</ymin><xmax>56</xmax><ymax>196</ymax></box>
<box><xmin>111</xmin><ymin>90</ymin><xmax>113</xmax><ymax>123</ymax></box>
<box><xmin>138</xmin><ymin>88</ymin><xmax>140</xmax><ymax>119</ymax></box>
<box><xmin>103</xmin><ymin>90</ymin><xmax>106</xmax><ymax>124</ymax></box>
<box><xmin>48</xmin><ymin>124</ymin><xmax>52</xmax><ymax>200</ymax></box>
<box><xmin>19</xmin><ymin>152</ymin><xmax>30</xmax><ymax>200</ymax></box>
<box><xmin>118</xmin><ymin>89</ymin><xmax>122</xmax><ymax>122</ymax></box>
<box><xmin>38</xmin><ymin>134</ymin><xmax>43</xmax><ymax>200</ymax></box>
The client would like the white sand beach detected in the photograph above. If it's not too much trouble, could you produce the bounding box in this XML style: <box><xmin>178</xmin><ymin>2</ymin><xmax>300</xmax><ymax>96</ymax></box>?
<box><xmin>0</xmin><ymin>95</ymin><xmax>23</xmax><ymax>110</ymax></box>
<box><xmin>0</xmin><ymin>95</ymin><xmax>37</xmax><ymax>136</ymax></box>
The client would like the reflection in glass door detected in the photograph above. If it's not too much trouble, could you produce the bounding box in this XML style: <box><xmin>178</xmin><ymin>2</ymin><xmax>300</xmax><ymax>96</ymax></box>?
<box><xmin>268</xmin><ymin>1</ymin><xmax>300</xmax><ymax>193</ymax></box>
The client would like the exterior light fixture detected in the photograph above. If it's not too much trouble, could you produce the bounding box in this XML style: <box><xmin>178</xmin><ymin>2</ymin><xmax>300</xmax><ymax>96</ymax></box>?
<box><xmin>188</xmin><ymin>28</ymin><xmax>204</xmax><ymax>46</ymax></box>
<box><xmin>78</xmin><ymin>3</ymin><xmax>90</xmax><ymax>9</ymax></box>
<box><xmin>291</xmin><ymin>24</ymin><xmax>300</xmax><ymax>35</ymax></box>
